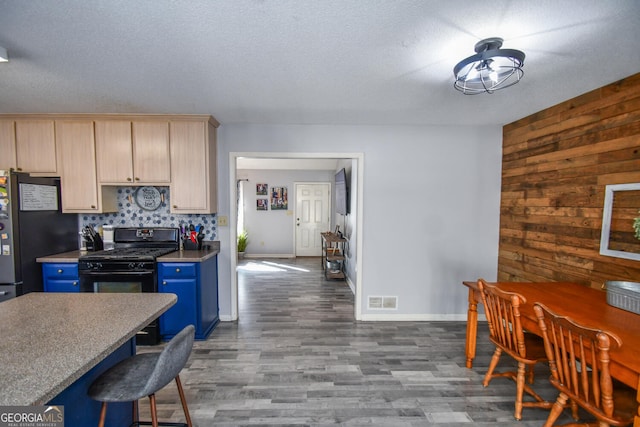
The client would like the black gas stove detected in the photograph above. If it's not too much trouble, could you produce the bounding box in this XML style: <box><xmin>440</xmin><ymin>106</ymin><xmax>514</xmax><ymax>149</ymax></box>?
<box><xmin>80</xmin><ymin>228</ymin><xmax>179</xmax><ymax>267</ymax></box>
<box><xmin>81</xmin><ymin>246</ymin><xmax>176</xmax><ymax>261</ymax></box>
<box><xmin>78</xmin><ymin>227</ymin><xmax>180</xmax><ymax>345</ymax></box>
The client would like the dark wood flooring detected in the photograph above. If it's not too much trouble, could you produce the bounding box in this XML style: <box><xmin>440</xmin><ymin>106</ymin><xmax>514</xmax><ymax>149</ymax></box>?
<box><xmin>146</xmin><ymin>257</ymin><xmax>577</xmax><ymax>426</ymax></box>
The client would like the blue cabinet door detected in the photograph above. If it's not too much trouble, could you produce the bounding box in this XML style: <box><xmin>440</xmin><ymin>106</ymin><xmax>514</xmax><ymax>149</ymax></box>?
<box><xmin>158</xmin><ymin>262</ymin><xmax>198</xmax><ymax>339</ymax></box>
<box><xmin>45</xmin><ymin>279</ymin><xmax>80</xmax><ymax>292</ymax></box>
<box><xmin>42</xmin><ymin>263</ymin><xmax>80</xmax><ymax>292</ymax></box>
<box><xmin>159</xmin><ymin>278</ymin><xmax>197</xmax><ymax>338</ymax></box>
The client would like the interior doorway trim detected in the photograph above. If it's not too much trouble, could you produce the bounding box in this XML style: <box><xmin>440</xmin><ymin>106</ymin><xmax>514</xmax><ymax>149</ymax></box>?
<box><xmin>229</xmin><ymin>152</ymin><xmax>365</xmax><ymax>321</ymax></box>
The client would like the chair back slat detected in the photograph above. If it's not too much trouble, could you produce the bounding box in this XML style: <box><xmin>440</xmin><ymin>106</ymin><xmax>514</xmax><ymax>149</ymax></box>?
<box><xmin>533</xmin><ymin>303</ymin><xmax>622</xmax><ymax>419</ymax></box>
<box><xmin>478</xmin><ymin>280</ymin><xmax>527</xmax><ymax>358</ymax></box>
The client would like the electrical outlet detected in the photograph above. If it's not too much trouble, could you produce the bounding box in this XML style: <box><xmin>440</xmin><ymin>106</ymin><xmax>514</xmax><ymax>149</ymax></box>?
<box><xmin>218</xmin><ymin>216</ymin><xmax>228</xmax><ymax>226</ymax></box>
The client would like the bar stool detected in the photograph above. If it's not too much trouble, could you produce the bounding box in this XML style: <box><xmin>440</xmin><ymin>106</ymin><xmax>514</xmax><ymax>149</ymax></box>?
<box><xmin>88</xmin><ymin>324</ymin><xmax>195</xmax><ymax>427</ymax></box>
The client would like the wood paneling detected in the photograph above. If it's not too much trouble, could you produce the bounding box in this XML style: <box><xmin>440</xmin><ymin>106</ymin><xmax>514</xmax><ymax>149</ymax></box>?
<box><xmin>499</xmin><ymin>73</ymin><xmax>640</xmax><ymax>288</ymax></box>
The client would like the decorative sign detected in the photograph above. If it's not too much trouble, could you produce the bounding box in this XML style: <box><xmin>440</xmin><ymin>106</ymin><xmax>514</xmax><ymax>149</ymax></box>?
<box><xmin>256</xmin><ymin>183</ymin><xmax>268</xmax><ymax>195</ymax></box>
<box><xmin>19</xmin><ymin>183</ymin><xmax>58</xmax><ymax>211</ymax></box>
<box><xmin>270</xmin><ymin>186</ymin><xmax>288</xmax><ymax>210</ymax></box>
<box><xmin>134</xmin><ymin>186</ymin><xmax>162</xmax><ymax>211</ymax></box>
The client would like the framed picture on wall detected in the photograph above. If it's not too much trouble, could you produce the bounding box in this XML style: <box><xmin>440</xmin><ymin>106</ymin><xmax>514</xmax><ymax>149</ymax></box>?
<box><xmin>257</xmin><ymin>199</ymin><xmax>268</xmax><ymax>211</ymax></box>
<box><xmin>256</xmin><ymin>183</ymin><xmax>268</xmax><ymax>195</ymax></box>
<box><xmin>270</xmin><ymin>186</ymin><xmax>288</xmax><ymax>210</ymax></box>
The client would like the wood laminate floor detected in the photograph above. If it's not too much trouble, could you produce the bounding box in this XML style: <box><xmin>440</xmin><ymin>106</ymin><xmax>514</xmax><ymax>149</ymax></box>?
<box><xmin>146</xmin><ymin>257</ymin><xmax>577</xmax><ymax>426</ymax></box>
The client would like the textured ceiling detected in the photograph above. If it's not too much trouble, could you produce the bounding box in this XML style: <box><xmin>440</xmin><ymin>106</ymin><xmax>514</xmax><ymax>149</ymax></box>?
<box><xmin>0</xmin><ymin>0</ymin><xmax>639</xmax><ymax>126</ymax></box>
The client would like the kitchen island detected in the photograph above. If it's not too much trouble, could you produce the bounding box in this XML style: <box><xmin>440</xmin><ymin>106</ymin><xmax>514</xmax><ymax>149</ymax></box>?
<box><xmin>0</xmin><ymin>292</ymin><xmax>176</xmax><ymax>425</ymax></box>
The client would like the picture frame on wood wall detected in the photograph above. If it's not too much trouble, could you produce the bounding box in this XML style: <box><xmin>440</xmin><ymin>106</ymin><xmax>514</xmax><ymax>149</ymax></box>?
<box><xmin>599</xmin><ymin>182</ymin><xmax>640</xmax><ymax>261</ymax></box>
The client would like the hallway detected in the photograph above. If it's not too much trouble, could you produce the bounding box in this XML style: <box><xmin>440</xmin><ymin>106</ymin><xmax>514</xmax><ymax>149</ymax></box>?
<box><xmin>151</xmin><ymin>257</ymin><xmax>570</xmax><ymax>426</ymax></box>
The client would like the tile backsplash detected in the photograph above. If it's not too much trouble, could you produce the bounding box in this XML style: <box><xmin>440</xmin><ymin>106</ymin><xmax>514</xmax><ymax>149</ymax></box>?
<box><xmin>79</xmin><ymin>187</ymin><xmax>217</xmax><ymax>240</ymax></box>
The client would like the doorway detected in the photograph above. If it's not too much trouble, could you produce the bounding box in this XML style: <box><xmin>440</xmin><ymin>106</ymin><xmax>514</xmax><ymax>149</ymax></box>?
<box><xmin>229</xmin><ymin>152</ymin><xmax>364</xmax><ymax>321</ymax></box>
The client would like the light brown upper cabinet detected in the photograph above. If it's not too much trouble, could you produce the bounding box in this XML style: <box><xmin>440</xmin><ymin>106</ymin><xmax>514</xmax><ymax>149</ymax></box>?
<box><xmin>169</xmin><ymin>120</ymin><xmax>217</xmax><ymax>213</ymax></box>
<box><xmin>95</xmin><ymin>120</ymin><xmax>171</xmax><ymax>184</ymax></box>
<box><xmin>9</xmin><ymin>120</ymin><xmax>58</xmax><ymax>175</ymax></box>
<box><xmin>56</xmin><ymin>120</ymin><xmax>117</xmax><ymax>213</ymax></box>
<box><xmin>0</xmin><ymin>120</ymin><xmax>17</xmax><ymax>170</ymax></box>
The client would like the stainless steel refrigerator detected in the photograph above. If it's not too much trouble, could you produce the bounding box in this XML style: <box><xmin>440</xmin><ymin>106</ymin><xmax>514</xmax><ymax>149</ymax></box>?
<box><xmin>0</xmin><ymin>171</ymin><xmax>78</xmax><ymax>302</ymax></box>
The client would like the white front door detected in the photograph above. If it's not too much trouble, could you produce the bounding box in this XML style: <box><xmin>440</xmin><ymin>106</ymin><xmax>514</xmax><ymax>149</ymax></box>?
<box><xmin>295</xmin><ymin>183</ymin><xmax>330</xmax><ymax>256</ymax></box>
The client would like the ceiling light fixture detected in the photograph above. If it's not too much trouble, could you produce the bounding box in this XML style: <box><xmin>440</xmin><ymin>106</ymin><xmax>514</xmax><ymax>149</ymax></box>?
<box><xmin>0</xmin><ymin>47</ymin><xmax>8</xmax><ymax>62</ymax></box>
<box><xmin>453</xmin><ymin>37</ymin><xmax>524</xmax><ymax>95</ymax></box>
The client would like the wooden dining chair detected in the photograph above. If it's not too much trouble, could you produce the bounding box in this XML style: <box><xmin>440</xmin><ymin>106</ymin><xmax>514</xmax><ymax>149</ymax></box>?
<box><xmin>533</xmin><ymin>303</ymin><xmax>637</xmax><ymax>427</ymax></box>
<box><xmin>477</xmin><ymin>279</ymin><xmax>553</xmax><ymax>420</ymax></box>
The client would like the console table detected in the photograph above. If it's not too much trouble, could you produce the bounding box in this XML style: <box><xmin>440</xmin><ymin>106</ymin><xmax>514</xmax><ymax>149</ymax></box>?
<box><xmin>321</xmin><ymin>232</ymin><xmax>347</xmax><ymax>280</ymax></box>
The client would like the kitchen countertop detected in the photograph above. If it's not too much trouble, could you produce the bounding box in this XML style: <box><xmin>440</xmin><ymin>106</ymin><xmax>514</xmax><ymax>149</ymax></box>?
<box><xmin>36</xmin><ymin>249</ymin><xmax>87</xmax><ymax>263</ymax></box>
<box><xmin>0</xmin><ymin>292</ymin><xmax>176</xmax><ymax>406</ymax></box>
<box><xmin>158</xmin><ymin>246</ymin><xmax>219</xmax><ymax>262</ymax></box>
<box><xmin>36</xmin><ymin>241</ymin><xmax>220</xmax><ymax>263</ymax></box>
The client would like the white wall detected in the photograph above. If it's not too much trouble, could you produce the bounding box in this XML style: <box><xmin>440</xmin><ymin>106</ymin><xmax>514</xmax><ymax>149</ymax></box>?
<box><xmin>216</xmin><ymin>124</ymin><xmax>502</xmax><ymax>320</ymax></box>
<box><xmin>237</xmin><ymin>169</ymin><xmax>335</xmax><ymax>255</ymax></box>
<box><xmin>335</xmin><ymin>159</ymin><xmax>357</xmax><ymax>288</ymax></box>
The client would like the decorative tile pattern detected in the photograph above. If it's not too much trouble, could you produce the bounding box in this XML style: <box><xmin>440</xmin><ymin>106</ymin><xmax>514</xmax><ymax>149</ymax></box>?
<box><xmin>79</xmin><ymin>186</ymin><xmax>217</xmax><ymax>240</ymax></box>
<box><xmin>144</xmin><ymin>258</ymin><xmax>580</xmax><ymax>426</ymax></box>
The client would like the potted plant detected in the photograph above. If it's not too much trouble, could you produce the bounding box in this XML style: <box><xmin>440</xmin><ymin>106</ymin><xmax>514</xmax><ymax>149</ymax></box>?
<box><xmin>237</xmin><ymin>229</ymin><xmax>248</xmax><ymax>258</ymax></box>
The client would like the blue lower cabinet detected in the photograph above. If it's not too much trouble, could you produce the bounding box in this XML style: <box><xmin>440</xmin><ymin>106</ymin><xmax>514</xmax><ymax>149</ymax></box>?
<box><xmin>42</xmin><ymin>263</ymin><xmax>80</xmax><ymax>292</ymax></box>
<box><xmin>48</xmin><ymin>339</ymin><xmax>135</xmax><ymax>426</ymax></box>
<box><xmin>158</xmin><ymin>256</ymin><xmax>219</xmax><ymax>340</ymax></box>
<box><xmin>159</xmin><ymin>277</ymin><xmax>197</xmax><ymax>336</ymax></box>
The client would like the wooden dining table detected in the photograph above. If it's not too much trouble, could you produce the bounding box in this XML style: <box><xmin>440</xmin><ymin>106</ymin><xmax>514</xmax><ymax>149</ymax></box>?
<box><xmin>462</xmin><ymin>280</ymin><xmax>640</xmax><ymax>426</ymax></box>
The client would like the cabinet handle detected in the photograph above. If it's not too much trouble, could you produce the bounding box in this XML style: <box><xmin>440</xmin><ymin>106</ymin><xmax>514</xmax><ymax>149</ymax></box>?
<box><xmin>16</xmin><ymin>168</ymin><xmax>22</xmax><ymax>171</ymax></box>
<box><xmin>57</xmin><ymin>269</ymin><xmax>63</xmax><ymax>274</ymax></box>
<box><xmin>72</xmin><ymin>281</ymin><xmax>77</xmax><ymax>286</ymax></box>
<box><xmin>173</xmin><ymin>205</ymin><xmax>178</xmax><ymax>209</ymax></box>
<box><xmin>127</xmin><ymin>177</ymin><xmax>132</xmax><ymax>182</ymax></box>
<box><xmin>162</xmin><ymin>281</ymin><xmax>167</xmax><ymax>285</ymax></box>
<box><xmin>175</xmin><ymin>268</ymin><xmax>181</xmax><ymax>273</ymax></box>
<box><xmin>135</xmin><ymin>177</ymin><xmax>140</xmax><ymax>181</ymax></box>
<box><xmin>91</xmin><ymin>205</ymin><xmax>96</xmax><ymax>209</ymax></box>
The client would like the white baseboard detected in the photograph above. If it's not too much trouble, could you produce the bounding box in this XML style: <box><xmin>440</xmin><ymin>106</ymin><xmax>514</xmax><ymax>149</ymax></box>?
<box><xmin>243</xmin><ymin>254</ymin><xmax>295</xmax><ymax>259</ymax></box>
<box><xmin>219</xmin><ymin>314</ymin><xmax>236</xmax><ymax>322</ymax></box>
<box><xmin>346</xmin><ymin>275</ymin><xmax>355</xmax><ymax>295</ymax></box>
<box><xmin>359</xmin><ymin>313</ymin><xmax>471</xmax><ymax>321</ymax></box>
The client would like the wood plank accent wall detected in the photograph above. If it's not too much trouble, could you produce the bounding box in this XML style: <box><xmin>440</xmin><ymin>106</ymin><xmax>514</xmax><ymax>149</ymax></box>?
<box><xmin>499</xmin><ymin>72</ymin><xmax>640</xmax><ymax>289</ymax></box>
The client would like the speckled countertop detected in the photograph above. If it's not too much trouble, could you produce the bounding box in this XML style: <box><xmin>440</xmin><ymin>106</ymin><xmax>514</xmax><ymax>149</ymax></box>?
<box><xmin>36</xmin><ymin>249</ymin><xmax>87</xmax><ymax>263</ymax></box>
<box><xmin>0</xmin><ymin>292</ymin><xmax>176</xmax><ymax>406</ymax></box>
<box><xmin>36</xmin><ymin>241</ymin><xmax>220</xmax><ymax>263</ymax></box>
<box><xmin>158</xmin><ymin>247</ymin><xmax>219</xmax><ymax>262</ymax></box>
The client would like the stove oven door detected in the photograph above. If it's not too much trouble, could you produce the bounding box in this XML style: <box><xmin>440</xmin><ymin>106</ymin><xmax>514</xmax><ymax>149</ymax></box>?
<box><xmin>79</xmin><ymin>269</ymin><xmax>159</xmax><ymax>344</ymax></box>
<box><xmin>79</xmin><ymin>270</ymin><xmax>156</xmax><ymax>293</ymax></box>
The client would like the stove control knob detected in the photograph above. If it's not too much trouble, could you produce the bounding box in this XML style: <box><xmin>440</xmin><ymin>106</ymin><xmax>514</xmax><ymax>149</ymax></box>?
<box><xmin>137</xmin><ymin>262</ymin><xmax>146</xmax><ymax>269</ymax></box>
<box><xmin>96</xmin><ymin>263</ymin><xmax>103</xmax><ymax>270</ymax></box>
<box><xmin>86</xmin><ymin>262</ymin><xmax>93</xmax><ymax>269</ymax></box>
<box><xmin>128</xmin><ymin>262</ymin><xmax>136</xmax><ymax>269</ymax></box>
